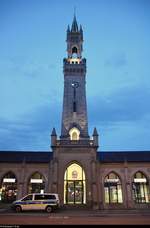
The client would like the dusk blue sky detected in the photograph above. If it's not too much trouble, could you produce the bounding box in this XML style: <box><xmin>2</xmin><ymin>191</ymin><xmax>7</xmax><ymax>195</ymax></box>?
<box><xmin>0</xmin><ymin>0</ymin><xmax>150</xmax><ymax>151</ymax></box>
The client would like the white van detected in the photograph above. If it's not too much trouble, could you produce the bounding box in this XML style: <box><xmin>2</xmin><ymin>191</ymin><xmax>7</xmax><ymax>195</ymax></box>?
<box><xmin>12</xmin><ymin>193</ymin><xmax>60</xmax><ymax>213</ymax></box>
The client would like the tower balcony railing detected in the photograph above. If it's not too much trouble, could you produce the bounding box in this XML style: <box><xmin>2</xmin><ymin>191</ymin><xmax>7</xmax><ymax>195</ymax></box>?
<box><xmin>55</xmin><ymin>139</ymin><xmax>95</xmax><ymax>147</ymax></box>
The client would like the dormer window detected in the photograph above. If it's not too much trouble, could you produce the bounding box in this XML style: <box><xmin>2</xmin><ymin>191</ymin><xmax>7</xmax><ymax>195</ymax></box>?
<box><xmin>69</xmin><ymin>127</ymin><xmax>80</xmax><ymax>140</ymax></box>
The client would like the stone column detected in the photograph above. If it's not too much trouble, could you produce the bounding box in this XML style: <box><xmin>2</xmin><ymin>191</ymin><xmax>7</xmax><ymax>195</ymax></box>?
<box><xmin>17</xmin><ymin>183</ymin><xmax>24</xmax><ymax>199</ymax></box>
<box><xmin>124</xmin><ymin>163</ymin><xmax>133</xmax><ymax>208</ymax></box>
<box><xmin>91</xmin><ymin>160</ymin><xmax>98</xmax><ymax>209</ymax></box>
<box><xmin>52</xmin><ymin>158</ymin><xmax>58</xmax><ymax>193</ymax></box>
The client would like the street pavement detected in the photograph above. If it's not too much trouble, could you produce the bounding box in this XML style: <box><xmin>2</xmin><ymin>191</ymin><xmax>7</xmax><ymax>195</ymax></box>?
<box><xmin>0</xmin><ymin>206</ymin><xmax>150</xmax><ymax>225</ymax></box>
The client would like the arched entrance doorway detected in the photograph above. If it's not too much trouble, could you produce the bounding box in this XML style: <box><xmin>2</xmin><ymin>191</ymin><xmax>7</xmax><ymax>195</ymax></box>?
<box><xmin>64</xmin><ymin>163</ymin><xmax>86</xmax><ymax>204</ymax></box>
<box><xmin>0</xmin><ymin>171</ymin><xmax>17</xmax><ymax>203</ymax></box>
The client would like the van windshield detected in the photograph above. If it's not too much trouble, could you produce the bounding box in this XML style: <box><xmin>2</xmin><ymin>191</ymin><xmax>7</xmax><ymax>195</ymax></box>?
<box><xmin>22</xmin><ymin>195</ymin><xmax>32</xmax><ymax>201</ymax></box>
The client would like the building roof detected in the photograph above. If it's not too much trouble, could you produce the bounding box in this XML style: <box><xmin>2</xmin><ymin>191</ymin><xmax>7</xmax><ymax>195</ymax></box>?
<box><xmin>0</xmin><ymin>151</ymin><xmax>53</xmax><ymax>163</ymax></box>
<box><xmin>0</xmin><ymin>151</ymin><xmax>150</xmax><ymax>163</ymax></box>
<box><xmin>98</xmin><ymin>151</ymin><xmax>150</xmax><ymax>163</ymax></box>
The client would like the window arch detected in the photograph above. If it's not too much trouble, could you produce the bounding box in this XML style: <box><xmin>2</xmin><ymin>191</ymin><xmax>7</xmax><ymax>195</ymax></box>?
<box><xmin>69</xmin><ymin>127</ymin><xmax>80</xmax><ymax>140</ymax></box>
<box><xmin>132</xmin><ymin>171</ymin><xmax>149</xmax><ymax>203</ymax></box>
<box><xmin>104</xmin><ymin>172</ymin><xmax>123</xmax><ymax>204</ymax></box>
<box><xmin>64</xmin><ymin>163</ymin><xmax>86</xmax><ymax>204</ymax></box>
<box><xmin>28</xmin><ymin>172</ymin><xmax>45</xmax><ymax>194</ymax></box>
<box><xmin>72</xmin><ymin>46</ymin><xmax>78</xmax><ymax>54</ymax></box>
<box><xmin>71</xmin><ymin>46</ymin><xmax>78</xmax><ymax>59</ymax></box>
<box><xmin>0</xmin><ymin>171</ymin><xmax>17</xmax><ymax>203</ymax></box>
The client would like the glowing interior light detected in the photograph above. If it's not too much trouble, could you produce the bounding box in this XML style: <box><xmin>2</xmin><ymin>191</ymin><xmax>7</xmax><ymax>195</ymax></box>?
<box><xmin>105</xmin><ymin>179</ymin><xmax>119</xmax><ymax>183</ymax></box>
<box><xmin>30</xmin><ymin>179</ymin><xmax>43</xmax><ymax>183</ymax></box>
<box><xmin>69</xmin><ymin>58</ymin><xmax>81</xmax><ymax>64</ymax></box>
<box><xmin>69</xmin><ymin>127</ymin><xmax>80</xmax><ymax>140</ymax></box>
<box><xmin>3</xmin><ymin>178</ymin><xmax>16</xmax><ymax>183</ymax></box>
<box><xmin>134</xmin><ymin>178</ymin><xmax>147</xmax><ymax>183</ymax></box>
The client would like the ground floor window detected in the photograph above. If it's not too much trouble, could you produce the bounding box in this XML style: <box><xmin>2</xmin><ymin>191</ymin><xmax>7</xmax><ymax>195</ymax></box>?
<box><xmin>104</xmin><ymin>172</ymin><xmax>123</xmax><ymax>204</ymax></box>
<box><xmin>0</xmin><ymin>172</ymin><xmax>17</xmax><ymax>203</ymax></box>
<box><xmin>64</xmin><ymin>163</ymin><xmax>86</xmax><ymax>204</ymax></box>
<box><xmin>28</xmin><ymin>172</ymin><xmax>45</xmax><ymax>193</ymax></box>
<box><xmin>132</xmin><ymin>172</ymin><xmax>149</xmax><ymax>203</ymax></box>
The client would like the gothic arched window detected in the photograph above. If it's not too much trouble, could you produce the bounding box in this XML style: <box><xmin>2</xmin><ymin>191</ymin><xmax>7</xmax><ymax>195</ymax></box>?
<box><xmin>69</xmin><ymin>127</ymin><xmax>80</xmax><ymax>140</ymax></box>
<box><xmin>104</xmin><ymin>172</ymin><xmax>123</xmax><ymax>204</ymax></box>
<box><xmin>72</xmin><ymin>46</ymin><xmax>78</xmax><ymax>54</ymax></box>
<box><xmin>28</xmin><ymin>172</ymin><xmax>45</xmax><ymax>194</ymax></box>
<box><xmin>71</xmin><ymin>46</ymin><xmax>78</xmax><ymax>59</ymax></box>
<box><xmin>0</xmin><ymin>171</ymin><xmax>17</xmax><ymax>203</ymax></box>
<box><xmin>132</xmin><ymin>171</ymin><xmax>149</xmax><ymax>203</ymax></box>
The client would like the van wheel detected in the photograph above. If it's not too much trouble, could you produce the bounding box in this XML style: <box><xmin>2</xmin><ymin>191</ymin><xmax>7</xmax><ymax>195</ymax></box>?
<box><xmin>46</xmin><ymin>206</ymin><xmax>52</xmax><ymax>213</ymax></box>
<box><xmin>15</xmin><ymin>205</ymin><xmax>22</xmax><ymax>213</ymax></box>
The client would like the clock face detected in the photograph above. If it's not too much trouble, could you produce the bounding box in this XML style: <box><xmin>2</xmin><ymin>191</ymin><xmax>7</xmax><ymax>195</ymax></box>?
<box><xmin>71</xmin><ymin>81</ymin><xmax>79</xmax><ymax>88</ymax></box>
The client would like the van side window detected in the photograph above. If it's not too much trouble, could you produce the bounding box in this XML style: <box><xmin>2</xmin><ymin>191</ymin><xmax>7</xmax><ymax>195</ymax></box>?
<box><xmin>34</xmin><ymin>194</ymin><xmax>45</xmax><ymax>200</ymax></box>
<box><xmin>45</xmin><ymin>195</ymin><xmax>56</xmax><ymax>200</ymax></box>
<box><xmin>22</xmin><ymin>195</ymin><xmax>32</xmax><ymax>201</ymax></box>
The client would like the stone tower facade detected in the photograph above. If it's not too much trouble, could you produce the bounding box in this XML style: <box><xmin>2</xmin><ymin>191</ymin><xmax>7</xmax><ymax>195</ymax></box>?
<box><xmin>61</xmin><ymin>15</ymin><xmax>89</xmax><ymax>140</ymax></box>
<box><xmin>51</xmin><ymin>16</ymin><xmax>99</xmax><ymax>207</ymax></box>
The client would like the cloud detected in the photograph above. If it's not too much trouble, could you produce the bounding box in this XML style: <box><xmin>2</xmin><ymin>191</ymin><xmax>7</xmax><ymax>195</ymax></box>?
<box><xmin>88</xmin><ymin>85</ymin><xmax>150</xmax><ymax>151</ymax></box>
<box><xmin>1</xmin><ymin>84</ymin><xmax>150</xmax><ymax>151</ymax></box>
<box><xmin>104</xmin><ymin>52</ymin><xmax>127</xmax><ymax>68</ymax></box>
<box><xmin>88</xmin><ymin>85</ymin><xmax>150</xmax><ymax>126</ymax></box>
<box><xmin>0</xmin><ymin>102</ymin><xmax>61</xmax><ymax>151</ymax></box>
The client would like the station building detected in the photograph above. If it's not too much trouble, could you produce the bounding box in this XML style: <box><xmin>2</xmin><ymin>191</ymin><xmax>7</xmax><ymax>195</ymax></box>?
<box><xmin>0</xmin><ymin>16</ymin><xmax>150</xmax><ymax>210</ymax></box>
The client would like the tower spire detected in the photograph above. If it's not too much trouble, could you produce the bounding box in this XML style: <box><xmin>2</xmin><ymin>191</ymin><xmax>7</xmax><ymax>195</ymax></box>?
<box><xmin>71</xmin><ymin>9</ymin><xmax>78</xmax><ymax>32</ymax></box>
<box><xmin>61</xmin><ymin>16</ymin><xmax>88</xmax><ymax>139</ymax></box>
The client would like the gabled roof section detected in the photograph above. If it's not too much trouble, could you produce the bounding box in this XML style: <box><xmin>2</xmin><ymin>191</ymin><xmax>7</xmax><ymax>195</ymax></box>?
<box><xmin>0</xmin><ymin>151</ymin><xmax>53</xmax><ymax>163</ymax></box>
<box><xmin>98</xmin><ymin>151</ymin><xmax>150</xmax><ymax>163</ymax></box>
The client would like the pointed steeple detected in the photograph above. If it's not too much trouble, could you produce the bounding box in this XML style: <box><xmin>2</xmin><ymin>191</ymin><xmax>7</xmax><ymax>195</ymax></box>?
<box><xmin>71</xmin><ymin>14</ymin><xmax>78</xmax><ymax>32</ymax></box>
<box><xmin>93</xmin><ymin>127</ymin><xmax>98</xmax><ymax>136</ymax></box>
<box><xmin>67</xmin><ymin>25</ymin><xmax>70</xmax><ymax>33</ymax></box>
<box><xmin>92</xmin><ymin>127</ymin><xmax>99</xmax><ymax>148</ymax></box>
<box><xmin>80</xmin><ymin>25</ymin><xmax>83</xmax><ymax>32</ymax></box>
<box><xmin>51</xmin><ymin>128</ymin><xmax>57</xmax><ymax>147</ymax></box>
<box><xmin>51</xmin><ymin>127</ymin><xmax>57</xmax><ymax>136</ymax></box>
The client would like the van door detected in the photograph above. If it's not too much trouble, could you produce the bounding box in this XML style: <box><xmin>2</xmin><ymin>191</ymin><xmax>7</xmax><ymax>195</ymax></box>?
<box><xmin>21</xmin><ymin>194</ymin><xmax>33</xmax><ymax>210</ymax></box>
<box><xmin>33</xmin><ymin>194</ymin><xmax>45</xmax><ymax>210</ymax></box>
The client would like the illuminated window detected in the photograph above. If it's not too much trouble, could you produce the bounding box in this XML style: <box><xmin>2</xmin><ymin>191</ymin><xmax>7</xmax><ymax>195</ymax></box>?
<box><xmin>0</xmin><ymin>172</ymin><xmax>17</xmax><ymax>203</ymax></box>
<box><xmin>64</xmin><ymin>163</ymin><xmax>86</xmax><ymax>204</ymax></box>
<box><xmin>104</xmin><ymin>172</ymin><xmax>123</xmax><ymax>204</ymax></box>
<box><xmin>69</xmin><ymin>58</ymin><xmax>80</xmax><ymax>64</ymax></box>
<box><xmin>28</xmin><ymin>172</ymin><xmax>45</xmax><ymax>194</ymax></box>
<box><xmin>132</xmin><ymin>172</ymin><xmax>149</xmax><ymax>203</ymax></box>
<box><xmin>69</xmin><ymin>127</ymin><xmax>80</xmax><ymax>140</ymax></box>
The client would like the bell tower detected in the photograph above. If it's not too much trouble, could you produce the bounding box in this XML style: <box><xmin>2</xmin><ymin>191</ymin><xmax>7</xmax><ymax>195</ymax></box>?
<box><xmin>61</xmin><ymin>15</ymin><xmax>89</xmax><ymax>140</ymax></box>
<box><xmin>50</xmin><ymin>15</ymin><xmax>99</xmax><ymax>208</ymax></box>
